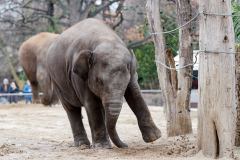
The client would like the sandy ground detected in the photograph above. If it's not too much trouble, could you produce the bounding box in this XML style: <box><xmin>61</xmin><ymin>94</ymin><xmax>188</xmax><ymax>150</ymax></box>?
<box><xmin>0</xmin><ymin>103</ymin><xmax>236</xmax><ymax>160</ymax></box>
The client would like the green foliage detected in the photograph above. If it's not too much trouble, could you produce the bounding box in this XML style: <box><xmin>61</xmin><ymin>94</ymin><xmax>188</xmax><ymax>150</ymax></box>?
<box><xmin>47</xmin><ymin>17</ymin><xmax>60</xmax><ymax>33</ymax></box>
<box><xmin>134</xmin><ymin>42</ymin><xmax>159</xmax><ymax>89</ymax></box>
<box><xmin>131</xmin><ymin>14</ymin><xmax>178</xmax><ymax>89</ymax></box>
<box><xmin>125</xmin><ymin>14</ymin><xmax>179</xmax><ymax>89</ymax></box>
<box><xmin>161</xmin><ymin>14</ymin><xmax>179</xmax><ymax>57</ymax></box>
<box><xmin>91</xmin><ymin>5</ymin><xmax>97</xmax><ymax>13</ymax></box>
<box><xmin>232</xmin><ymin>3</ymin><xmax>240</xmax><ymax>43</ymax></box>
<box><xmin>19</xmin><ymin>70</ymin><xmax>27</xmax><ymax>81</ymax></box>
<box><xmin>115</xmin><ymin>12</ymin><xmax>179</xmax><ymax>89</ymax></box>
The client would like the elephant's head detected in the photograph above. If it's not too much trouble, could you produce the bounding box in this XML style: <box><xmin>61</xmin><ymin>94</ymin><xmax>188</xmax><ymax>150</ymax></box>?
<box><xmin>72</xmin><ymin>43</ymin><xmax>138</xmax><ymax>148</ymax></box>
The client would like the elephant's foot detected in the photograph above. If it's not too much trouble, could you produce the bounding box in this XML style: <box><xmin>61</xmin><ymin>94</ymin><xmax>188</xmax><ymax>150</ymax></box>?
<box><xmin>33</xmin><ymin>100</ymin><xmax>41</xmax><ymax>104</ymax></box>
<box><xmin>92</xmin><ymin>141</ymin><xmax>112</xmax><ymax>149</ymax></box>
<box><xmin>92</xmin><ymin>130</ymin><xmax>112</xmax><ymax>149</ymax></box>
<box><xmin>42</xmin><ymin>101</ymin><xmax>51</xmax><ymax>106</ymax></box>
<box><xmin>74</xmin><ymin>134</ymin><xmax>90</xmax><ymax>147</ymax></box>
<box><xmin>74</xmin><ymin>140</ymin><xmax>90</xmax><ymax>147</ymax></box>
<box><xmin>140</xmin><ymin>124</ymin><xmax>161</xmax><ymax>142</ymax></box>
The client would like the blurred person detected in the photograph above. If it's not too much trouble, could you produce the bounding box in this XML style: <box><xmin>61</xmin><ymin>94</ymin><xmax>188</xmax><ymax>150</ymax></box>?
<box><xmin>0</xmin><ymin>78</ymin><xmax>10</xmax><ymax>104</ymax></box>
<box><xmin>23</xmin><ymin>80</ymin><xmax>32</xmax><ymax>104</ymax></box>
<box><xmin>9</xmin><ymin>82</ymin><xmax>19</xmax><ymax>104</ymax></box>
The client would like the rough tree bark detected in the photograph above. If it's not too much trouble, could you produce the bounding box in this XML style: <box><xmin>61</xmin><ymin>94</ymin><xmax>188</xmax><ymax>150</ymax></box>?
<box><xmin>175</xmin><ymin>0</ymin><xmax>193</xmax><ymax>136</ymax></box>
<box><xmin>236</xmin><ymin>46</ymin><xmax>240</xmax><ymax>146</ymax></box>
<box><xmin>146</xmin><ymin>0</ymin><xmax>192</xmax><ymax>137</ymax></box>
<box><xmin>198</xmin><ymin>0</ymin><xmax>236</xmax><ymax>158</ymax></box>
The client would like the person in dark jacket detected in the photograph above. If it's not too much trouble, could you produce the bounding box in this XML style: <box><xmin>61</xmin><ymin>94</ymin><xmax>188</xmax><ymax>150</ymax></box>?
<box><xmin>9</xmin><ymin>82</ymin><xmax>19</xmax><ymax>104</ymax></box>
<box><xmin>23</xmin><ymin>80</ymin><xmax>32</xmax><ymax>104</ymax></box>
<box><xmin>0</xmin><ymin>78</ymin><xmax>10</xmax><ymax>104</ymax></box>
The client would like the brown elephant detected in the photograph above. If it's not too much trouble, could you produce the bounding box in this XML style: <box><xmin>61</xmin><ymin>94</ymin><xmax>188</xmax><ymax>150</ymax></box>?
<box><xmin>46</xmin><ymin>18</ymin><xmax>161</xmax><ymax>148</ymax></box>
<box><xmin>19</xmin><ymin>32</ymin><xmax>59</xmax><ymax>105</ymax></box>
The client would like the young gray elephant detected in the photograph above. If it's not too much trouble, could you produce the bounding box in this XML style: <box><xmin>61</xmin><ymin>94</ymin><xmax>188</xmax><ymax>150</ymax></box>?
<box><xmin>46</xmin><ymin>18</ymin><xmax>161</xmax><ymax>148</ymax></box>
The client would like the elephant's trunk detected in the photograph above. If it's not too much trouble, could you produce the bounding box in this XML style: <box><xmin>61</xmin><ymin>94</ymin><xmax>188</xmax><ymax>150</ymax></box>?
<box><xmin>104</xmin><ymin>100</ymin><xmax>127</xmax><ymax>148</ymax></box>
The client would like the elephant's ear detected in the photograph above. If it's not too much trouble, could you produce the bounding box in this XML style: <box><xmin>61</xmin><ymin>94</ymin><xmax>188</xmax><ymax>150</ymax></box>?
<box><xmin>72</xmin><ymin>50</ymin><xmax>94</xmax><ymax>81</ymax></box>
<box><xmin>129</xmin><ymin>49</ymin><xmax>139</xmax><ymax>79</ymax></box>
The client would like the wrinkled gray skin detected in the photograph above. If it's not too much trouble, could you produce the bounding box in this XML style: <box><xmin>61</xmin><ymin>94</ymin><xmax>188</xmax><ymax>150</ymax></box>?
<box><xmin>46</xmin><ymin>18</ymin><xmax>161</xmax><ymax>148</ymax></box>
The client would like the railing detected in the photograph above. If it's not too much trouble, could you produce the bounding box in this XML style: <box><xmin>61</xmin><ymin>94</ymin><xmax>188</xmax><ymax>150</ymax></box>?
<box><xmin>0</xmin><ymin>93</ymin><xmax>43</xmax><ymax>96</ymax></box>
<box><xmin>0</xmin><ymin>90</ymin><xmax>198</xmax><ymax>107</ymax></box>
<box><xmin>141</xmin><ymin>90</ymin><xmax>162</xmax><ymax>93</ymax></box>
<box><xmin>0</xmin><ymin>92</ymin><xmax>43</xmax><ymax>104</ymax></box>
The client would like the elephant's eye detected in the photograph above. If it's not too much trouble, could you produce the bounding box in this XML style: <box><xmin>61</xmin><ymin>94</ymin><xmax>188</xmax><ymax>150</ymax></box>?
<box><xmin>98</xmin><ymin>79</ymin><xmax>104</xmax><ymax>88</ymax></box>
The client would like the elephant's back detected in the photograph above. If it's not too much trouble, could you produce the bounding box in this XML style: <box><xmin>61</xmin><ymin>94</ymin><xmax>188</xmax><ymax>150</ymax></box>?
<box><xmin>52</xmin><ymin>18</ymin><xmax>125</xmax><ymax>54</ymax></box>
<box><xmin>19</xmin><ymin>32</ymin><xmax>59</xmax><ymax>61</ymax></box>
<box><xmin>47</xmin><ymin>18</ymin><xmax>126</xmax><ymax>71</ymax></box>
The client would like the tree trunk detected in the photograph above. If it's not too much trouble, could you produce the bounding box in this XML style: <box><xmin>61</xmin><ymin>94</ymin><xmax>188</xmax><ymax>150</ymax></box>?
<box><xmin>1</xmin><ymin>48</ymin><xmax>25</xmax><ymax>89</ymax></box>
<box><xmin>198</xmin><ymin>0</ymin><xmax>236</xmax><ymax>158</ymax></box>
<box><xmin>175</xmin><ymin>0</ymin><xmax>193</xmax><ymax>136</ymax></box>
<box><xmin>146</xmin><ymin>0</ymin><xmax>192</xmax><ymax>137</ymax></box>
<box><xmin>69</xmin><ymin>0</ymin><xmax>95</xmax><ymax>26</ymax></box>
<box><xmin>69</xmin><ymin>0</ymin><xmax>83</xmax><ymax>26</ymax></box>
<box><xmin>236</xmin><ymin>46</ymin><xmax>240</xmax><ymax>146</ymax></box>
<box><xmin>47</xmin><ymin>1</ymin><xmax>54</xmax><ymax>30</ymax></box>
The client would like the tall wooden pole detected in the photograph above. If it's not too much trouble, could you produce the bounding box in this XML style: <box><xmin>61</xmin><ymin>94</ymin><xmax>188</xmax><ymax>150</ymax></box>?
<box><xmin>146</xmin><ymin>0</ymin><xmax>192</xmax><ymax>137</ymax></box>
<box><xmin>198</xmin><ymin>0</ymin><xmax>236</xmax><ymax>158</ymax></box>
<box><xmin>176</xmin><ymin>0</ymin><xmax>193</xmax><ymax>135</ymax></box>
<box><xmin>235</xmin><ymin>46</ymin><xmax>240</xmax><ymax>146</ymax></box>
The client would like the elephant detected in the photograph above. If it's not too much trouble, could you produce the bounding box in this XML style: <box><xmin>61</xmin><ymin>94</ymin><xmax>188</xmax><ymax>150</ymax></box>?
<box><xmin>19</xmin><ymin>32</ymin><xmax>60</xmax><ymax>106</ymax></box>
<box><xmin>46</xmin><ymin>18</ymin><xmax>161</xmax><ymax>148</ymax></box>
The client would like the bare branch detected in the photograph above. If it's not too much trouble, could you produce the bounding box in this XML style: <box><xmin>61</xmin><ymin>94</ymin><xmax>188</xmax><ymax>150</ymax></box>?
<box><xmin>21</xmin><ymin>6</ymin><xmax>46</xmax><ymax>12</ymax></box>
<box><xmin>126</xmin><ymin>34</ymin><xmax>152</xmax><ymax>49</ymax></box>
<box><xmin>112</xmin><ymin>12</ymin><xmax>123</xmax><ymax>30</ymax></box>
<box><xmin>88</xmin><ymin>0</ymin><xmax>120</xmax><ymax>18</ymax></box>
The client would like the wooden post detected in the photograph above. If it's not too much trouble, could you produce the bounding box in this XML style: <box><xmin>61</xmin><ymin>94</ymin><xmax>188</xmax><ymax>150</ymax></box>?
<box><xmin>198</xmin><ymin>0</ymin><xmax>236</xmax><ymax>158</ymax></box>
<box><xmin>146</xmin><ymin>0</ymin><xmax>192</xmax><ymax>137</ymax></box>
<box><xmin>235</xmin><ymin>46</ymin><xmax>240</xmax><ymax>146</ymax></box>
<box><xmin>176</xmin><ymin>0</ymin><xmax>193</xmax><ymax>135</ymax></box>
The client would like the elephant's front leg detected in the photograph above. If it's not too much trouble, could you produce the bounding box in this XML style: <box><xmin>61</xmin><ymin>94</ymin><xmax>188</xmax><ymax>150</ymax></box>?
<box><xmin>84</xmin><ymin>94</ymin><xmax>112</xmax><ymax>149</ymax></box>
<box><xmin>61</xmin><ymin>100</ymin><xmax>90</xmax><ymax>147</ymax></box>
<box><xmin>124</xmin><ymin>75</ymin><xmax>161</xmax><ymax>142</ymax></box>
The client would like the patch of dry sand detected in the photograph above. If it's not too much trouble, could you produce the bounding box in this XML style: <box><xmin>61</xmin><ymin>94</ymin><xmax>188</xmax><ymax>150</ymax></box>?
<box><xmin>0</xmin><ymin>103</ymin><xmax>235</xmax><ymax>159</ymax></box>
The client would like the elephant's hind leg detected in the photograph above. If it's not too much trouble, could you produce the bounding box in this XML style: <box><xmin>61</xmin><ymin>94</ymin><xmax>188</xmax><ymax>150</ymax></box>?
<box><xmin>52</xmin><ymin>81</ymin><xmax>90</xmax><ymax>147</ymax></box>
<box><xmin>63</xmin><ymin>102</ymin><xmax>90</xmax><ymax>147</ymax></box>
<box><xmin>37</xmin><ymin>68</ymin><xmax>53</xmax><ymax>105</ymax></box>
<box><xmin>30</xmin><ymin>81</ymin><xmax>41</xmax><ymax>104</ymax></box>
<box><xmin>22</xmin><ymin>66</ymin><xmax>41</xmax><ymax>104</ymax></box>
<box><xmin>20</xmin><ymin>52</ymin><xmax>40</xmax><ymax>104</ymax></box>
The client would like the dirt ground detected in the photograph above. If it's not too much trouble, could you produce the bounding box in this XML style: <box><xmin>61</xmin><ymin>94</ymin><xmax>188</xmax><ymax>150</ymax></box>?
<box><xmin>0</xmin><ymin>103</ymin><xmax>236</xmax><ymax>160</ymax></box>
